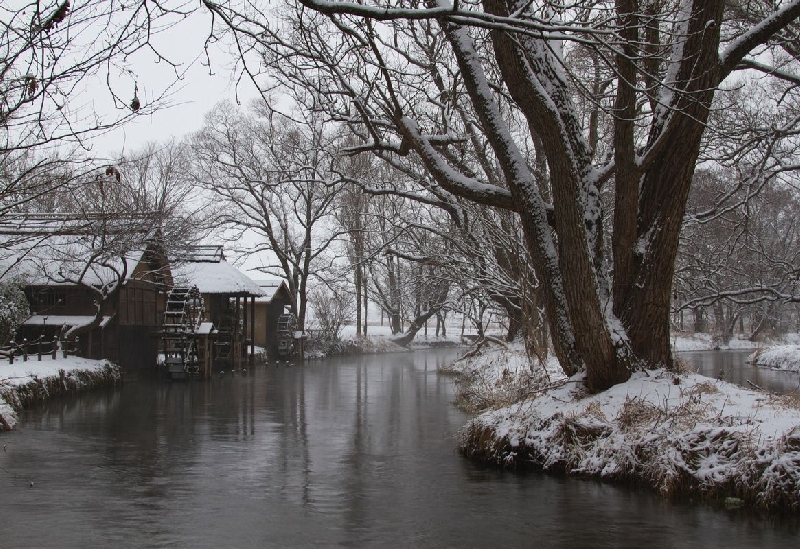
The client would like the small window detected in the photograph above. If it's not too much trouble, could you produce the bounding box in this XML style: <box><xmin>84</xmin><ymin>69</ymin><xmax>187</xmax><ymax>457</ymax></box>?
<box><xmin>29</xmin><ymin>289</ymin><xmax>66</xmax><ymax>313</ymax></box>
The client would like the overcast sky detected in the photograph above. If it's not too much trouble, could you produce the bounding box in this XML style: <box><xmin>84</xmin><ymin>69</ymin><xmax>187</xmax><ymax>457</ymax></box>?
<box><xmin>93</xmin><ymin>68</ymin><xmax>247</xmax><ymax>158</ymax></box>
<box><xmin>87</xmin><ymin>10</ymin><xmax>258</xmax><ymax>159</ymax></box>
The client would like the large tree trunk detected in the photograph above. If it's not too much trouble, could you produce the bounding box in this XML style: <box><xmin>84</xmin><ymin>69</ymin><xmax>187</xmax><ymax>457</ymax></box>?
<box><xmin>479</xmin><ymin>0</ymin><xmax>631</xmax><ymax>390</ymax></box>
<box><xmin>616</xmin><ymin>1</ymin><xmax>724</xmax><ymax>368</ymax></box>
<box><xmin>287</xmin><ymin>0</ymin><xmax>800</xmax><ymax>393</ymax></box>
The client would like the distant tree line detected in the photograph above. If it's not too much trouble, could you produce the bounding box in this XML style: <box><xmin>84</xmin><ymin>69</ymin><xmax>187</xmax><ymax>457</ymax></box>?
<box><xmin>2</xmin><ymin>1</ymin><xmax>800</xmax><ymax>393</ymax></box>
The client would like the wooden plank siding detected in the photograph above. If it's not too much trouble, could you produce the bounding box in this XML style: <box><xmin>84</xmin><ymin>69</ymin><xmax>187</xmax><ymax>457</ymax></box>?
<box><xmin>252</xmin><ymin>283</ymin><xmax>295</xmax><ymax>356</ymax></box>
<box><xmin>17</xmin><ymin>241</ymin><xmax>171</xmax><ymax>370</ymax></box>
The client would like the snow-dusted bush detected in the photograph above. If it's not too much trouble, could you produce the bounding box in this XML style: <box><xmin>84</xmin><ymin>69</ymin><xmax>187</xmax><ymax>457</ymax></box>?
<box><xmin>442</xmin><ymin>340</ymin><xmax>565</xmax><ymax>412</ymax></box>
<box><xmin>308</xmin><ymin>287</ymin><xmax>353</xmax><ymax>343</ymax></box>
<box><xmin>0</xmin><ymin>279</ymin><xmax>30</xmax><ymax>344</ymax></box>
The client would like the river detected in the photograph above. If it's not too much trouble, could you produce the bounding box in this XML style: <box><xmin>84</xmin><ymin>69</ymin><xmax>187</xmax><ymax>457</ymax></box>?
<box><xmin>679</xmin><ymin>349</ymin><xmax>800</xmax><ymax>401</ymax></box>
<box><xmin>1</xmin><ymin>349</ymin><xmax>798</xmax><ymax>548</ymax></box>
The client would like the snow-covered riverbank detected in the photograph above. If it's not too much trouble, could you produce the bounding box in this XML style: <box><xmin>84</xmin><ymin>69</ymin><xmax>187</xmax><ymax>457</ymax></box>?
<box><xmin>0</xmin><ymin>356</ymin><xmax>121</xmax><ymax>431</ymax></box>
<box><xmin>672</xmin><ymin>332</ymin><xmax>762</xmax><ymax>352</ymax></box>
<box><xmin>449</xmin><ymin>343</ymin><xmax>800</xmax><ymax>512</ymax></box>
<box><xmin>305</xmin><ymin>324</ymin><xmax>468</xmax><ymax>359</ymax></box>
<box><xmin>749</xmin><ymin>346</ymin><xmax>800</xmax><ymax>373</ymax></box>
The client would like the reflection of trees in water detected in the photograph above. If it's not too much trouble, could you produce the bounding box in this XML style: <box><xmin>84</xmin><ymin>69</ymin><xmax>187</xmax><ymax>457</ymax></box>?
<box><xmin>103</xmin><ymin>380</ymin><xmax>201</xmax><ymax>502</ymax></box>
<box><xmin>270</xmin><ymin>364</ymin><xmax>311</xmax><ymax>507</ymax></box>
<box><xmin>206</xmin><ymin>373</ymin><xmax>259</xmax><ymax>440</ymax></box>
<box><xmin>683</xmin><ymin>351</ymin><xmax>800</xmax><ymax>401</ymax></box>
<box><xmin>18</xmin><ymin>350</ymin><xmax>465</xmax><ymax>536</ymax></box>
<box><xmin>9</xmin><ymin>349</ymin><xmax>800</xmax><ymax>547</ymax></box>
<box><xmin>291</xmin><ymin>350</ymin><xmax>465</xmax><ymax>536</ymax></box>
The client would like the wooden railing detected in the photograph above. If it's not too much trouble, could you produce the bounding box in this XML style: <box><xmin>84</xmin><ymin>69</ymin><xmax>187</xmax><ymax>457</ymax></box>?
<box><xmin>0</xmin><ymin>336</ymin><xmax>81</xmax><ymax>364</ymax></box>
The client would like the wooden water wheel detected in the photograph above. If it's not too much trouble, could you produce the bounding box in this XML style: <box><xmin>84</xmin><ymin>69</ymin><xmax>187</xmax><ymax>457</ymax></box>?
<box><xmin>162</xmin><ymin>286</ymin><xmax>204</xmax><ymax>379</ymax></box>
<box><xmin>276</xmin><ymin>312</ymin><xmax>297</xmax><ymax>358</ymax></box>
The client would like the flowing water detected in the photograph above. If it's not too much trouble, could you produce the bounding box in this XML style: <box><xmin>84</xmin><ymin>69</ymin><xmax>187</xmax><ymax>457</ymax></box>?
<box><xmin>1</xmin><ymin>349</ymin><xmax>798</xmax><ymax>548</ymax></box>
<box><xmin>679</xmin><ymin>349</ymin><xmax>800</xmax><ymax>401</ymax></box>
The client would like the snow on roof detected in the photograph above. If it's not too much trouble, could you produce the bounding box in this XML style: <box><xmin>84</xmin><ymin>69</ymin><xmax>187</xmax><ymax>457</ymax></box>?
<box><xmin>22</xmin><ymin>314</ymin><xmax>115</xmax><ymax>329</ymax></box>
<box><xmin>252</xmin><ymin>278</ymin><xmax>289</xmax><ymax>302</ymax></box>
<box><xmin>173</xmin><ymin>244</ymin><xmax>225</xmax><ymax>263</ymax></box>
<box><xmin>171</xmin><ymin>260</ymin><xmax>265</xmax><ymax>296</ymax></box>
<box><xmin>0</xmin><ymin>235</ymin><xmax>147</xmax><ymax>287</ymax></box>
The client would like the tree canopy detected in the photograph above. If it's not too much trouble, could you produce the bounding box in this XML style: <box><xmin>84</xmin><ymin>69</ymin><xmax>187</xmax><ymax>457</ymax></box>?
<box><xmin>194</xmin><ymin>0</ymin><xmax>800</xmax><ymax>390</ymax></box>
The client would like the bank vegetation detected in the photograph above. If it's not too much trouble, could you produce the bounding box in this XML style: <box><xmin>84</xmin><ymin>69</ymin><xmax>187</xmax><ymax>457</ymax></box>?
<box><xmin>0</xmin><ymin>359</ymin><xmax>121</xmax><ymax>431</ymax></box>
<box><xmin>447</xmin><ymin>342</ymin><xmax>800</xmax><ymax>513</ymax></box>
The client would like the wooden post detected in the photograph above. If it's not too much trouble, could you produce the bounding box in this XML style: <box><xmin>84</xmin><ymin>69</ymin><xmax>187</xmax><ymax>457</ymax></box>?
<box><xmin>235</xmin><ymin>296</ymin><xmax>241</xmax><ymax>371</ymax></box>
<box><xmin>38</xmin><ymin>337</ymin><xmax>42</xmax><ymax>361</ymax></box>
<box><xmin>23</xmin><ymin>338</ymin><xmax>28</xmax><ymax>361</ymax></box>
<box><xmin>205</xmin><ymin>337</ymin><xmax>211</xmax><ymax>379</ymax></box>
<box><xmin>52</xmin><ymin>337</ymin><xmax>58</xmax><ymax>360</ymax></box>
<box><xmin>250</xmin><ymin>296</ymin><xmax>255</xmax><ymax>366</ymax></box>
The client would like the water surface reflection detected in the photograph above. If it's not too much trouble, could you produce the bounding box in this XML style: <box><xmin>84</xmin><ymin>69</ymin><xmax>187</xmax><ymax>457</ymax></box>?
<box><xmin>680</xmin><ymin>349</ymin><xmax>800</xmax><ymax>401</ymax></box>
<box><xmin>0</xmin><ymin>349</ymin><xmax>798</xmax><ymax>547</ymax></box>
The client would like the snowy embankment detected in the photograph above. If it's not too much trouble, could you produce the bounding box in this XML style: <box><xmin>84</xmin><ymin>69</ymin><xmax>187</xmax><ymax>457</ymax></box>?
<box><xmin>748</xmin><ymin>345</ymin><xmax>800</xmax><ymax>373</ymax></box>
<box><xmin>441</xmin><ymin>341</ymin><xmax>566</xmax><ymax>412</ymax></box>
<box><xmin>0</xmin><ymin>356</ymin><xmax>121</xmax><ymax>431</ymax></box>
<box><xmin>672</xmin><ymin>332</ymin><xmax>761</xmax><ymax>351</ymax></box>
<box><xmin>451</xmin><ymin>343</ymin><xmax>800</xmax><ymax>512</ymax></box>
<box><xmin>306</xmin><ymin>324</ymin><xmax>467</xmax><ymax>359</ymax></box>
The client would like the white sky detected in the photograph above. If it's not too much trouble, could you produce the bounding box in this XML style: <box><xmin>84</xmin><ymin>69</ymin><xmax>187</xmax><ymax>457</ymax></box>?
<box><xmin>76</xmin><ymin>8</ymin><xmax>269</xmax><ymax>273</ymax></box>
<box><xmin>93</xmin><ymin>64</ymin><xmax>250</xmax><ymax>157</ymax></box>
<box><xmin>86</xmin><ymin>8</ymin><xmax>259</xmax><ymax>158</ymax></box>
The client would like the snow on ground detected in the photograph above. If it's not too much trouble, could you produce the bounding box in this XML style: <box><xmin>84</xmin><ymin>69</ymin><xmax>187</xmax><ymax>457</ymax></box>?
<box><xmin>0</xmin><ymin>356</ymin><xmax>114</xmax><ymax>430</ymax></box>
<box><xmin>671</xmin><ymin>332</ymin><xmax>800</xmax><ymax>353</ymax></box>
<box><xmin>454</xmin><ymin>343</ymin><xmax>800</xmax><ymax>511</ymax></box>
<box><xmin>340</xmin><ymin>324</ymin><xmax>395</xmax><ymax>339</ymax></box>
<box><xmin>749</xmin><ymin>345</ymin><xmax>800</xmax><ymax>373</ymax></box>
<box><xmin>672</xmin><ymin>332</ymin><xmax>761</xmax><ymax>352</ymax></box>
<box><xmin>305</xmin><ymin>322</ymin><xmax>477</xmax><ymax>359</ymax></box>
<box><xmin>672</xmin><ymin>332</ymin><xmax>717</xmax><ymax>351</ymax></box>
<box><xmin>339</xmin><ymin>323</ymin><xmax>471</xmax><ymax>347</ymax></box>
<box><xmin>0</xmin><ymin>356</ymin><xmax>111</xmax><ymax>386</ymax></box>
<box><xmin>442</xmin><ymin>341</ymin><xmax>565</xmax><ymax>411</ymax></box>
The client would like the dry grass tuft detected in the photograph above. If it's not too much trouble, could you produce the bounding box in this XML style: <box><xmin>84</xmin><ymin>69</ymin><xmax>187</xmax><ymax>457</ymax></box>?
<box><xmin>577</xmin><ymin>400</ymin><xmax>607</xmax><ymax>422</ymax></box>
<box><xmin>458</xmin><ymin>422</ymin><xmax>523</xmax><ymax>467</ymax></box>
<box><xmin>671</xmin><ymin>356</ymin><xmax>693</xmax><ymax>374</ymax></box>
<box><xmin>616</xmin><ymin>397</ymin><xmax>664</xmax><ymax>431</ymax></box>
<box><xmin>687</xmin><ymin>380</ymin><xmax>719</xmax><ymax>396</ymax></box>
<box><xmin>452</xmin><ymin>365</ymin><xmax>551</xmax><ymax>413</ymax></box>
<box><xmin>557</xmin><ymin>415</ymin><xmax>611</xmax><ymax>448</ymax></box>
